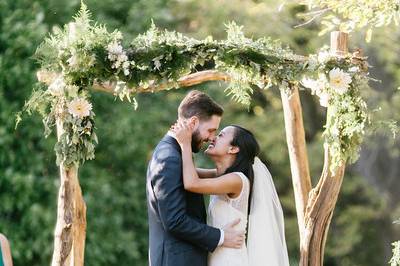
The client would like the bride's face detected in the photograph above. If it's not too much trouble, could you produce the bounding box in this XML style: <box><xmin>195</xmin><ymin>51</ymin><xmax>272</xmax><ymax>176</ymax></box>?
<box><xmin>205</xmin><ymin>126</ymin><xmax>239</xmax><ymax>157</ymax></box>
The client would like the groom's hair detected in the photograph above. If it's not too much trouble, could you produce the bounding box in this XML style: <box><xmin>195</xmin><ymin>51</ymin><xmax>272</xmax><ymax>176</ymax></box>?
<box><xmin>178</xmin><ymin>90</ymin><xmax>224</xmax><ymax>121</ymax></box>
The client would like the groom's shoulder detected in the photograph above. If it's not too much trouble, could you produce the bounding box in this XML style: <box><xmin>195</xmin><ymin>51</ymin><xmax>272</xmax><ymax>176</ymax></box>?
<box><xmin>153</xmin><ymin>135</ymin><xmax>181</xmax><ymax>161</ymax></box>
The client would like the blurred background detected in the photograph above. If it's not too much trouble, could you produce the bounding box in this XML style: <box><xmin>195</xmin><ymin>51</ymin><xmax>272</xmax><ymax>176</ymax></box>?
<box><xmin>1</xmin><ymin>0</ymin><xmax>399</xmax><ymax>265</ymax></box>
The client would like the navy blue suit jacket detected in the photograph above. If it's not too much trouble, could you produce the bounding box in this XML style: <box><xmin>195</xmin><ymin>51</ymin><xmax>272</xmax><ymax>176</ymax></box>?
<box><xmin>146</xmin><ymin>134</ymin><xmax>220</xmax><ymax>266</ymax></box>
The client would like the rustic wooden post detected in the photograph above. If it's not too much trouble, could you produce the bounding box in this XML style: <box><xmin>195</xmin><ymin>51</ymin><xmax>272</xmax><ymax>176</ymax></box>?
<box><xmin>330</xmin><ymin>31</ymin><xmax>348</xmax><ymax>56</ymax></box>
<box><xmin>295</xmin><ymin>31</ymin><xmax>348</xmax><ymax>266</ymax></box>
<box><xmin>51</xmin><ymin>117</ymin><xmax>86</xmax><ymax>266</ymax></box>
<box><xmin>280</xmin><ymin>86</ymin><xmax>312</xmax><ymax>233</ymax></box>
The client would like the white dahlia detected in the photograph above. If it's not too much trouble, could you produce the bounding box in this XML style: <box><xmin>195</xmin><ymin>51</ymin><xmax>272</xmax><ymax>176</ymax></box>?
<box><xmin>329</xmin><ymin>68</ymin><xmax>352</xmax><ymax>94</ymax></box>
<box><xmin>68</xmin><ymin>98</ymin><xmax>92</xmax><ymax>118</ymax></box>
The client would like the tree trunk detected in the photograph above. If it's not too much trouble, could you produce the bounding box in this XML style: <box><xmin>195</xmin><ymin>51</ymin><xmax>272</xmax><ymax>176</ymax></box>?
<box><xmin>300</xmin><ymin>145</ymin><xmax>346</xmax><ymax>265</ymax></box>
<box><xmin>51</xmin><ymin>119</ymin><xmax>87</xmax><ymax>266</ymax></box>
<box><xmin>280</xmin><ymin>31</ymin><xmax>349</xmax><ymax>266</ymax></box>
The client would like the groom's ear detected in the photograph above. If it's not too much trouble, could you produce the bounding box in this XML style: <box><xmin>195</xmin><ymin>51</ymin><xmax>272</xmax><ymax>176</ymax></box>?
<box><xmin>189</xmin><ymin>116</ymin><xmax>199</xmax><ymax>129</ymax></box>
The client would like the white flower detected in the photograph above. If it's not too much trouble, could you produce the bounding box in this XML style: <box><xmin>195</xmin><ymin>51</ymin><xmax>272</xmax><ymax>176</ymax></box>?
<box><xmin>122</xmin><ymin>61</ymin><xmax>130</xmax><ymax>68</ymax></box>
<box><xmin>48</xmin><ymin>76</ymin><xmax>65</xmax><ymax>96</ymax></box>
<box><xmin>122</xmin><ymin>61</ymin><xmax>130</xmax><ymax>75</ymax></box>
<box><xmin>301</xmin><ymin>76</ymin><xmax>331</xmax><ymax>107</ymax></box>
<box><xmin>68</xmin><ymin>98</ymin><xmax>92</xmax><ymax>118</ymax></box>
<box><xmin>107</xmin><ymin>41</ymin><xmax>130</xmax><ymax>72</ymax></box>
<box><xmin>329</xmin><ymin>68</ymin><xmax>352</xmax><ymax>94</ymax></box>
<box><xmin>118</xmin><ymin>53</ymin><xmax>128</xmax><ymax>62</ymax></box>
<box><xmin>317</xmin><ymin>51</ymin><xmax>331</xmax><ymax>63</ymax></box>
<box><xmin>107</xmin><ymin>42</ymin><xmax>123</xmax><ymax>55</ymax></box>
<box><xmin>301</xmin><ymin>77</ymin><xmax>325</xmax><ymax>95</ymax></box>
<box><xmin>318</xmin><ymin>91</ymin><xmax>330</xmax><ymax>107</ymax></box>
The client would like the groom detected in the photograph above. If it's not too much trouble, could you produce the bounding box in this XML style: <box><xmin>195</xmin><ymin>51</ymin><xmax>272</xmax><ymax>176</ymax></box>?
<box><xmin>146</xmin><ymin>90</ymin><xmax>245</xmax><ymax>266</ymax></box>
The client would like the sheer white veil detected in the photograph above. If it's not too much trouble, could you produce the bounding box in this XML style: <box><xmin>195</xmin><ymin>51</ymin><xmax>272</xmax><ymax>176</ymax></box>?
<box><xmin>247</xmin><ymin>157</ymin><xmax>290</xmax><ymax>266</ymax></box>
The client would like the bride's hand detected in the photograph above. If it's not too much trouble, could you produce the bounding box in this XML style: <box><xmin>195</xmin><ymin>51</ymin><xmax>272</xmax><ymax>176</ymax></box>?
<box><xmin>171</xmin><ymin>120</ymin><xmax>193</xmax><ymax>147</ymax></box>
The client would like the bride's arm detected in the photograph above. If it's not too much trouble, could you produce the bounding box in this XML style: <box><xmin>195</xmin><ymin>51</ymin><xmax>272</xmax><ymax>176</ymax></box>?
<box><xmin>196</xmin><ymin>168</ymin><xmax>217</xmax><ymax>178</ymax></box>
<box><xmin>181</xmin><ymin>145</ymin><xmax>241</xmax><ymax>195</ymax></box>
<box><xmin>172</xmin><ymin>121</ymin><xmax>242</xmax><ymax>195</ymax></box>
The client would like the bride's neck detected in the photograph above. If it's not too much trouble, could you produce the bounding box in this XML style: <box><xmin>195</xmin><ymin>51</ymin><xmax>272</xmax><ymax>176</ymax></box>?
<box><xmin>214</xmin><ymin>156</ymin><xmax>235</xmax><ymax>176</ymax></box>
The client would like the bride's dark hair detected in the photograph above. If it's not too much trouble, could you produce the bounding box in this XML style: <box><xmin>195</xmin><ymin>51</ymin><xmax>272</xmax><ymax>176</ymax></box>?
<box><xmin>223</xmin><ymin>125</ymin><xmax>260</xmax><ymax>217</ymax></box>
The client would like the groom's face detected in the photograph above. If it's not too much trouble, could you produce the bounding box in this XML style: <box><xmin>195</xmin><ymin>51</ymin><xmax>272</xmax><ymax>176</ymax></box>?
<box><xmin>191</xmin><ymin>115</ymin><xmax>221</xmax><ymax>153</ymax></box>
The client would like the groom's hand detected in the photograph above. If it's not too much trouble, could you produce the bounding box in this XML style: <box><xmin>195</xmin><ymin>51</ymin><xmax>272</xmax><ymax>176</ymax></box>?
<box><xmin>221</xmin><ymin>218</ymin><xmax>245</xmax><ymax>249</ymax></box>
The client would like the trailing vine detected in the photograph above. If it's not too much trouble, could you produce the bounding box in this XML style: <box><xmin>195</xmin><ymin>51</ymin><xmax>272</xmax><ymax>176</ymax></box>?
<box><xmin>19</xmin><ymin>4</ymin><xmax>371</xmax><ymax>173</ymax></box>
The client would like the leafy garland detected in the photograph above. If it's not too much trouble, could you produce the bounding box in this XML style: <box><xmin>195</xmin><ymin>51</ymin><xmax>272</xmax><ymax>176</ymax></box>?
<box><xmin>19</xmin><ymin>4</ymin><xmax>371</xmax><ymax>173</ymax></box>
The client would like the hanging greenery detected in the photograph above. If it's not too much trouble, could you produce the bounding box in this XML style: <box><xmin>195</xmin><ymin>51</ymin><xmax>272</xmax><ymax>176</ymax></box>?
<box><xmin>18</xmin><ymin>4</ymin><xmax>370</xmax><ymax>173</ymax></box>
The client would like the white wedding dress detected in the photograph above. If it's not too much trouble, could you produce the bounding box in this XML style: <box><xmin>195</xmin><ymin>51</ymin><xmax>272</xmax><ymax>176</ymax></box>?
<box><xmin>207</xmin><ymin>172</ymin><xmax>250</xmax><ymax>266</ymax></box>
<box><xmin>207</xmin><ymin>158</ymin><xmax>290</xmax><ymax>266</ymax></box>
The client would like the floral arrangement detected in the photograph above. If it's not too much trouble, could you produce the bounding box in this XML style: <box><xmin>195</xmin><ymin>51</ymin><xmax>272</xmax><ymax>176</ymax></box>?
<box><xmin>18</xmin><ymin>4</ymin><xmax>371</xmax><ymax>173</ymax></box>
<box><xmin>301</xmin><ymin>50</ymin><xmax>369</xmax><ymax>172</ymax></box>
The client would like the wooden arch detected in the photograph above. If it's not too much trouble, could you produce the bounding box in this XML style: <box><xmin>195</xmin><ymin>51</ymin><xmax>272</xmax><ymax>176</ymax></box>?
<box><xmin>38</xmin><ymin>31</ymin><xmax>355</xmax><ymax>266</ymax></box>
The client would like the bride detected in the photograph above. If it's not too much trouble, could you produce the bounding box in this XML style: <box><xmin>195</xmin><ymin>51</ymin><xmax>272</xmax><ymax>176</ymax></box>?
<box><xmin>171</xmin><ymin>121</ymin><xmax>290</xmax><ymax>266</ymax></box>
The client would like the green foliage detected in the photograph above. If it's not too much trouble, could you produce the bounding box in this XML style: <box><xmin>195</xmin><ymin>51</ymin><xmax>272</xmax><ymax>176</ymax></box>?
<box><xmin>54</xmin><ymin>112</ymin><xmax>97</xmax><ymax>166</ymax></box>
<box><xmin>301</xmin><ymin>51</ymin><xmax>371</xmax><ymax>172</ymax></box>
<box><xmin>324</xmin><ymin>71</ymin><xmax>369</xmax><ymax>171</ymax></box>
<box><xmin>16</xmin><ymin>86</ymin><xmax>53</xmax><ymax>134</ymax></box>
<box><xmin>22</xmin><ymin>4</ymin><xmax>371</xmax><ymax>174</ymax></box>
<box><xmin>296</xmin><ymin>0</ymin><xmax>400</xmax><ymax>42</ymax></box>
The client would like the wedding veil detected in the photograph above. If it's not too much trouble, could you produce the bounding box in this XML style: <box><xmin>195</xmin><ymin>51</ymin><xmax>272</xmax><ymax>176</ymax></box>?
<box><xmin>247</xmin><ymin>157</ymin><xmax>290</xmax><ymax>266</ymax></box>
